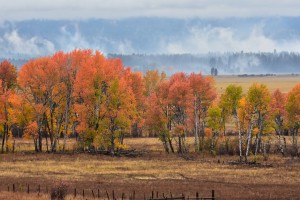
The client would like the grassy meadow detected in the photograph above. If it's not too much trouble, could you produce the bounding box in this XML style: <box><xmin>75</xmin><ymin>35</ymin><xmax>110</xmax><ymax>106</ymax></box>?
<box><xmin>215</xmin><ymin>75</ymin><xmax>300</xmax><ymax>94</ymax></box>
<box><xmin>0</xmin><ymin>137</ymin><xmax>300</xmax><ymax>199</ymax></box>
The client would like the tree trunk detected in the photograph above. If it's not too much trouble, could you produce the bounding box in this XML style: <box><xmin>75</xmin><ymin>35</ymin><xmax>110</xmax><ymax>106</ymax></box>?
<box><xmin>168</xmin><ymin>137</ymin><xmax>175</xmax><ymax>153</ymax></box>
<box><xmin>278</xmin><ymin>128</ymin><xmax>285</xmax><ymax>156</ymax></box>
<box><xmin>178</xmin><ymin>136</ymin><xmax>182</xmax><ymax>153</ymax></box>
<box><xmin>194</xmin><ymin>98</ymin><xmax>200</xmax><ymax>152</ymax></box>
<box><xmin>245</xmin><ymin>119</ymin><xmax>254</xmax><ymax>162</ymax></box>
<box><xmin>235</xmin><ymin>114</ymin><xmax>243</xmax><ymax>162</ymax></box>
<box><xmin>223</xmin><ymin>118</ymin><xmax>226</xmax><ymax>137</ymax></box>
<box><xmin>45</xmin><ymin>132</ymin><xmax>49</xmax><ymax>152</ymax></box>
<box><xmin>34</xmin><ymin>139</ymin><xmax>38</xmax><ymax>152</ymax></box>
<box><xmin>50</xmin><ymin>113</ymin><xmax>54</xmax><ymax>147</ymax></box>
<box><xmin>211</xmin><ymin>132</ymin><xmax>215</xmax><ymax>153</ymax></box>
<box><xmin>263</xmin><ymin>142</ymin><xmax>268</xmax><ymax>160</ymax></box>
<box><xmin>284</xmin><ymin>136</ymin><xmax>287</xmax><ymax>151</ymax></box>
<box><xmin>182</xmin><ymin>134</ymin><xmax>187</xmax><ymax>153</ymax></box>
<box><xmin>110</xmin><ymin>133</ymin><xmax>115</xmax><ymax>156</ymax></box>
<box><xmin>201</xmin><ymin>120</ymin><xmax>205</xmax><ymax>149</ymax></box>
<box><xmin>51</xmin><ymin>125</ymin><xmax>62</xmax><ymax>152</ymax></box>
<box><xmin>255</xmin><ymin>133</ymin><xmax>263</xmax><ymax>158</ymax></box>
<box><xmin>63</xmin><ymin>115</ymin><xmax>69</xmax><ymax>152</ymax></box>
<box><xmin>1</xmin><ymin>124</ymin><xmax>6</xmax><ymax>153</ymax></box>
<box><xmin>295</xmin><ymin>128</ymin><xmax>299</xmax><ymax>155</ymax></box>
<box><xmin>51</xmin><ymin>136</ymin><xmax>59</xmax><ymax>153</ymax></box>
<box><xmin>255</xmin><ymin>117</ymin><xmax>264</xmax><ymax>158</ymax></box>
<box><xmin>38</xmin><ymin>129</ymin><xmax>42</xmax><ymax>152</ymax></box>
<box><xmin>119</xmin><ymin>131</ymin><xmax>125</xmax><ymax>145</ymax></box>
<box><xmin>5</xmin><ymin>123</ymin><xmax>9</xmax><ymax>152</ymax></box>
<box><xmin>162</xmin><ymin>134</ymin><xmax>169</xmax><ymax>153</ymax></box>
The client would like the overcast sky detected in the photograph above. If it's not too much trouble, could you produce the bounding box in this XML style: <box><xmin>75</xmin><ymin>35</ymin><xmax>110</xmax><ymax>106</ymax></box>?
<box><xmin>1</xmin><ymin>0</ymin><xmax>300</xmax><ymax>21</ymax></box>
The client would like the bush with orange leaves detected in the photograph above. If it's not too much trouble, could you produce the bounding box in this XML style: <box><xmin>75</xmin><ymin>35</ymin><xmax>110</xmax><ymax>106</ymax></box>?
<box><xmin>23</xmin><ymin>122</ymin><xmax>39</xmax><ymax>140</ymax></box>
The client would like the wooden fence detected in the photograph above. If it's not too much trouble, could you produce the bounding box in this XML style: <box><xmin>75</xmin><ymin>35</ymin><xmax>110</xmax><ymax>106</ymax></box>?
<box><xmin>2</xmin><ymin>183</ymin><xmax>216</xmax><ymax>200</ymax></box>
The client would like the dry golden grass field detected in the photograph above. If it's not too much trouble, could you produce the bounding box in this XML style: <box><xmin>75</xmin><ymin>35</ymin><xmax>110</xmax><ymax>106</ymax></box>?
<box><xmin>215</xmin><ymin>75</ymin><xmax>300</xmax><ymax>94</ymax></box>
<box><xmin>0</xmin><ymin>137</ymin><xmax>300</xmax><ymax>200</ymax></box>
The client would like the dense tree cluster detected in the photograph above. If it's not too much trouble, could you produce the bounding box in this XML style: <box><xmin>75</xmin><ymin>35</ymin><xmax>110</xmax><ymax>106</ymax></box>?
<box><xmin>0</xmin><ymin>50</ymin><xmax>300</xmax><ymax>160</ymax></box>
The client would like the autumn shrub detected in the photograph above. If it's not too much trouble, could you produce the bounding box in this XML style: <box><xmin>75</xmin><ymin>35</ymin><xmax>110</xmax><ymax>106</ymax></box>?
<box><xmin>217</xmin><ymin>139</ymin><xmax>228</xmax><ymax>155</ymax></box>
<box><xmin>50</xmin><ymin>182</ymin><xmax>69</xmax><ymax>200</ymax></box>
<box><xmin>287</xmin><ymin>145</ymin><xmax>299</xmax><ymax>158</ymax></box>
<box><xmin>225</xmin><ymin>137</ymin><xmax>239</xmax><ymax>155</ymax></box>
<box><xmin>83</xmin><ymin>130</ymin><xmax>96</xmax><ymax>148</ymax></box>
<box><xmin>73</xmin><ymin>141</ymin><xmax>84</xmax><ymax>151</ymax></box>
<box><xmin>202</xmin><ymin>137</ymin><xmax>218</xmax><ymax>155</ymax></box>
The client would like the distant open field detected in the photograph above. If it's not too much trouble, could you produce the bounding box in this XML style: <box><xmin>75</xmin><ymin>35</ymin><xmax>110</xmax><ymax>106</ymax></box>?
<box><xmin>0</xmin><ymin>137</ymin><xmax>300</xmax><ymax>199</ymax></box>
<box><xmin>215</xmin><ymin>75</ymin><xmax>300</xmax><ymax>94</ymax></box>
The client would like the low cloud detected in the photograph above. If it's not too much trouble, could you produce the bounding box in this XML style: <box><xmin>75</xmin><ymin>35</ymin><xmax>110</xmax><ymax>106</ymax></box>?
<box><xmin>0</xmin><ymin>30</ymin><xmax>55</xmax><ymax>58</ymax></box>
<box><xmin>1</xmin><ymin>19</ymin><xmax>300</xmax><ymax>58</ymax></box>
<box><xmin>57</xmin><ymin>23</ymin><xmax>136</xmax><ymax>55</ymax></box>
<box><xmin>58</xmin><ymin>24</ymin><xmax>92</xmax><ymax>52</ymax></box>
<box><xmin>163</xmin><ymin>25</ymin><xmax>300</xmax><ymax>54</ymax></box>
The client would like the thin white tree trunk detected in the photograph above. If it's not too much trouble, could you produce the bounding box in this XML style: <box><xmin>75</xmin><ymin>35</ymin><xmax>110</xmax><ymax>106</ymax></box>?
<box><xmin>235</xmin><ymin>114</ymin><xmax>242</xmax><ymax>162</ymax></box>
<box><xmin>194</xmin><ymin>98</ymin><xmax>200</xmax><ymax>152</ymax></box>
<box><xmin>246</xmin><ymin>117</ymin><xmax>254</xmax><ymax>160</ymax></box>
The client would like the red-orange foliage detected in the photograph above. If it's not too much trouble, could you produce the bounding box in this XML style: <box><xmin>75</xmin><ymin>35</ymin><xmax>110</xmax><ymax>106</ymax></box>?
<box><xmin>0</xmin><ymin>60</ymin><xmax>17</xmax><ymax>153</ymax></box>
<box><xmin>8</xmin><ymin>49</ymin><xmax>300</xmax><ymax>156</ymax></box>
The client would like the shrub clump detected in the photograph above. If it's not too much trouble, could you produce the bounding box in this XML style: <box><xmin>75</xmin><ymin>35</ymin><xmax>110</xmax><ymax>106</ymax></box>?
<box><xmin>50</xmin><ymin>182</ymin><xmax>69</xmax><ymax>200</ymax></box>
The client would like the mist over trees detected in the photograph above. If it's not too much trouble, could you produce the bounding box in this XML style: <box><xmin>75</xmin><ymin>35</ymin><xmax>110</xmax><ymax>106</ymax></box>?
<box><xmin>2</xmin><ymin>51</ymin><xmax>300</xmax><ymax>75</ymax></box>
<box><xmin>108</xmin><ymin>51</ymin><xmax>300</xmax><ymax>75</ymax></box>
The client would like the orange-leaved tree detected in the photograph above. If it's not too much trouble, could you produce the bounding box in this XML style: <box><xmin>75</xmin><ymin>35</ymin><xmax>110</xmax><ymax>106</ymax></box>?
<box><xmin>0</xmin><ymin>60</ymin><xmax>17</xmax><ymax>153</ymax></box>
<box><xmin>286</xmin><ymin>84</ymin><xmax>300</xmax><ymax>156</ymax></box>
<box><xmin>246</xmin><ymin>83</ymin><xmax>271</xmax><ymax>160</ymax></box>
<box><xmin>73</xmin><ymin>52</ymin><xmax>137</xmax><ymax>155</ymax></box>
<box><xmin>270</xmin><ymin>89</ymin><xmax>287</xmax><ymax>155</ymax></box>
<box><xmin>168</xmin><ymin>72</ymin><xmax>193</xmax><ymax>153</ymax></box>
<box><xmin>189</xmin><ymin>73</ymin><xmax>216</xmax><ymax>151</ymax></box>
<box><xmin>220</xmin><ymin>84</ymin><xmax>243</xmax><ymax>161</ymax></box>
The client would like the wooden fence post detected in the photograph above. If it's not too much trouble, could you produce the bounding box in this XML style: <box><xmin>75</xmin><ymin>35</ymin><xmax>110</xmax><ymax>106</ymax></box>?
<box><xmin>196</xmin><ymin>192</ymin><xmax>199</xmax><ymax>200</ymax></box>
<box><xmin>27</xmin><ymin>184</ymin><xmax>30</xmax><ymax>194</ymax></box>
<box><xmin>106</xmin><ymin>190</ymin><xmax>110</xmax><ymax>200</ymax></box>
<box><xmin>74</xmin><ymin>188</ymin><xmax>77</xmax><ymax>198</ymax></box>
<box><xmin>83</xmin><ymin>189</ymin><xmax>85</xmax><ymax>198</ymax></box>
<box><xmin>92</xmin><ymin>189</ymin><xmax>95</xmax><ymax>198</ymax></box>
<box><xmin>13</xmin><ymin>184</ymin><xmax>15</xmax><ymax>192</ymax></box>
<box><xmin>212</xmin><ymin>190</ymin><xmax>215</xmax><ymax>199</ymax></box>
<box><xmin>98</xmin><ymin>189</ymin><xmax>100</xmax><ymax>198</ymax></box>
